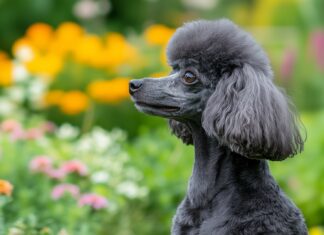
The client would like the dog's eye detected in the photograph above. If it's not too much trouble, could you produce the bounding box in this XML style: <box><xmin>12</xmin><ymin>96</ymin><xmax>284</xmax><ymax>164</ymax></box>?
<box><xmin>182</xmin><ymin>71</ymin><xmax>197</xmax><ymax>84</ymax></box>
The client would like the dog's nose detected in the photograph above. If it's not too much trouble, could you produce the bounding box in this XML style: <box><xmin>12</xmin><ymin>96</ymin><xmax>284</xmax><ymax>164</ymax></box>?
<box><xmin>129</xmin><ymin>79</ymin><xmax>143</xmax><ymax>95</ymax></box>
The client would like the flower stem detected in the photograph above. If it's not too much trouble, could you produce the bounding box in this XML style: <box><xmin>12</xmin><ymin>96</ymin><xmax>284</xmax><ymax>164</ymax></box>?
<box><xmin>82</xmin><ymin>101</ymin><xmax>95</xmax><ymax>134</ymax></box>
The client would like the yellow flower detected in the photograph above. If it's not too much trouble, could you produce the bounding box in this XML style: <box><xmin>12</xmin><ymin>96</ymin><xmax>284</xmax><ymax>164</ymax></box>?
<box><xmin>87</xmin><ymin>77</ymin><xmax>130</xmax><ymax>103</ymax></box>
<box><xmin>43</xmin><ymin>90</ymin><xmax>65</xmax><ymax>106</ymax></box>
<box><xmin>54</xmin><ymin>22</ymin><xmax>84</xmax><ymax>55</ymax></box>
<box><xmin>101</xmin><ymin>33</ymin><xmax>137</xmax><ymax>69</ymax></box>
<box><xmin>144</xmin><ymin>24</ymin><xmax>175</xmax><ymax>46</ymax></box>
<box><xmin>58</xmin><ymin>91</ymin><xmax>89</xmax><ymax>115</ymax></box>
<box><xmin>73</xmin><ymin>35</ymin><xmax>104</xmax><ymax>67</ymax></box>
<box><xmin>309</xmin><ymin>227</ymin><xmax>324</xmax><ymax>235</ymax></box>
<box><xmin>26</xmin><ymin>23</ymin><xmax>54</xmax><ymax>50</ymax></box>
<box><xmin>26</xmin><ymin>53</ymin><xmax>63</xmax><ymax>78</ymax></box>
<box><xmin>0</xmin><ymin>59</ymin><xmax>13</xmax><ymax>86</ymax></box>
<box><xmin>0</xmin><ymin>179</ymin><xmax>13</xmax><ymax>196</ymax></box>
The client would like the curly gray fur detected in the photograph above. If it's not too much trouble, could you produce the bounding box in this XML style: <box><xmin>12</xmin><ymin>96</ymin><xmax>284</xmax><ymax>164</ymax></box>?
<box><xmin>169</xmin><ymin>120</ymin><xmax>193</xmax><ymax>145</ymax></box>
<box><xmin>130</xmin><ymin>18</ymin><xmax>307</xmax><ymax>235</ymax></box>
<box><xmin>167</xmin><ymin>19</ymin><xmax>304</xmax><ymax>161</ymax></box>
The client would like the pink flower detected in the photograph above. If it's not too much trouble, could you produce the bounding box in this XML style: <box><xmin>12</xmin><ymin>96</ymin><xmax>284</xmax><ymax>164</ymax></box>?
<box><xmin>280</xmin><ymin>49</ymin><xmax>296</xmax><ymax>80</ymax></box>
<box><xmin>40</xmin><ymin>122</ymin><xmax>56</xmax><ymax>133</ymax></box>
<box><xmin>1</xmin><ymin>119</ymin><xmax>25</xmax><ymax>141</ymax></box>
<box><xmin>46</xmin><ymin>168</ymin><xmax>66</xmax><ymax>180</ymax></box>
<box><xmin>24</xmin><ymin>128</ymin><xmax>43</xmax><ymax>140</ymax></box>
<box><xmin>78</xmin><ymin>193</ymin><xmax>108</xmax><ymax>209</ymax></box>
<box><xmin>310</xmin><ymin>30</ymin><xmax>324</xmax><ymax>69</ymax></box>
<box><xmin>10</xmin><ymin>127</ymin><xmax>25</xmax><ymax>141</ymax></box>
<box><xmin>60</xmin><ymin>160</ymin><xmax>88</xmax><ymax>176</ymax></box>
<box><xmin>51</xmin><ymin>183</ymin><xmax>80</xmax><ymax>200</ymax></box>
<box><xmin>0</xmin><ymin>119</ymin><xmax>21</xmax><ymax>133</ymax></box>
<box><xmin>29</xmin><ymin>156</ymin><xmax>53</xmax><ymax>173</ymax></box>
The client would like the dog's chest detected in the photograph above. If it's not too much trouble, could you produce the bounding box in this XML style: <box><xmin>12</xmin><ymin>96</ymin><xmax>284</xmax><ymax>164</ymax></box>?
<box><xmin>172</xmin><ymin>194</ymin><xmax>232</xmax><ymax>235</ymax></box>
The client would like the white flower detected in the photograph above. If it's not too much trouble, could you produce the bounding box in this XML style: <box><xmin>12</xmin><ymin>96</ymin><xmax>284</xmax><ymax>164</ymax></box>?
<box><xmin>91</xmin><ymin>171</ymin><xmax>110</xmax><ymax>183</ymax></box>
<box><xmin>73</xmin><ymin>0</ymin><xmax>110</xmax><ymax>19</ymax></box>
<box><xmin>73</xmin><ymin>0</ymin><xmax>100</xmax><ymax>19</ymax></box>
<box><xmin>5</xmin><ymin>86</ymin><xmax>25</xmax><ymax>103</ymax></box>
<box><xmin>8</xmin><ymin>227</ymin><xmax>24</xmax><ymax>235</ymax></box>
<box><xmin>15</xmin><ymin>45</ymin><xmax>34</xmax><ymax>62</ymax></box>
<box><xmin>110</xmin><ymin>128</ymin><xmax>126</xmax><ymax>142</ymax></box>
<box><xmin>91</xmin><ymin>127</ymin><xmax>112</xmax><ymax>152</ymax></box>
<box><xmin>117</xmin><ymin>181</ymin><xmax>148</xmax><ymax>199</ymax></box>
<box><xmin>13</xmin><ymin>63</ymin><xmax>29</xmax><ymax>82</ymax></box>
<box><xmin>28</xmin><ymin>78</ymin><xmax>47</xmax><ymax>98</ymax></box>
<box><xmin>75</xmin><ymin>127</ymin><xmax>113</xmax><ymax>153</ymax></box>
<box><xmin>57</xmin><ymin>229</ymin><xmax>69</xmax><ymax>235</ymax></box>
<box><xmin>76</xmin><ymin>136</ymin><xmax>93</xmax><ymax>153</ymax></box>
<box><xmin>56</xmin><ymin>123</ymin><xmax>79</xmax><ymax>140</ymax></box>
<box><xmin>27</xmin><ymin>78</ymin><xmax>48</xmax><ymax>108</ymax></box>
<box><xmin>103</xmin><ymin>153</ymin><xmax>130</xmax><ymax>174</ymax></box>
<box><xmin>0</xmin><ymin>98</ymin><xmax>16</xmax><ymax>116</ymax></box>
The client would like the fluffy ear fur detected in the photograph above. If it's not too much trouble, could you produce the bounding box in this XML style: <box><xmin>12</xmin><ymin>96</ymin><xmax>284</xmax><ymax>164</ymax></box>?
<box><xmin>202</xmin><ymin>64</ymin><xmax>304</xmax><ymax>160</ymax></box>
<box><xmin>168</xmin><ymin>119</ymin><xmax>193</xmax><ymax>145</ymax></box>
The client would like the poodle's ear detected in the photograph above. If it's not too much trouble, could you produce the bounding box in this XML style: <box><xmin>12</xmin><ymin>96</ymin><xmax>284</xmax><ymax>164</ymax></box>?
<box><xmin>202</xmin><ymin>64</ymin><xmax>304</xmax><ymax>160</ymax></box>
<box><xmin>168</xmin><ymin>119</ymin><xmax>193</xmax><ymax>145</ymax></box>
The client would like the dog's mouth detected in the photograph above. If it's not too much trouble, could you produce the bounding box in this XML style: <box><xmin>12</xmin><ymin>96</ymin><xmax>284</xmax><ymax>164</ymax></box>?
<box><xmin>135</xmin><ymin>102</ymin><xmax>180</xmax><ymax>113</ymax></box>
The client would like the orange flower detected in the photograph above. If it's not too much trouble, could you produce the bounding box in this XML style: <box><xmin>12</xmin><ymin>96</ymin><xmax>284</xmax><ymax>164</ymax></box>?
<box><xmin>87</xmin><ymin>77</ymin><xmax>130</xmax><ymax>103</ymax></box>
<box><xmin>144</xmin><ymin>24</ymin><xmax>175</xmax><ymax>46</ymax></box>
<box><xmin>54</xmin><ymin>22</ymin><xmax>84</xmax><ymax>54</ymax></box>
<box><xmin>26</xmin><ymin>23</ymin><xmax>54</xmax><ymax>50</ymax></box>
<box><xmin>73</xmin><ymin>35</ymin><xmax>104</xmax><ymax>66</ymax></box>
<box><xmin>0</xmin><ymin>51</ymin><xmax>15</xmax><ymax>86</ymax></box>
<box><xmin>43</xmin><ymin>90</ymin><xmax>65</xmax><ymax>106</ymax></box>
<box><xmin>101</xmin><ymin>33</ymin><xmax>137</xmax><ymax>69</ymax></box>
<box><xmin>0</xmin><ymin>59</ymin><xmax>13</xmax><ymax>86</ymax></box>
<box><xmin>58</xmin><ymin>91</ymin><xmax>89</xmax><ymax>115</ymax></box>
<box><xmin>0</xmin><ymin>179</ymin><xmax>13</xmax><ymax>196</ymax></box>
<box><xmin>0</xmin><ymin>51</ymin><xmax>9</xmax><ymax>61</ymax></box>
<box><xmin>26</xmin><ymin>53</ymin><xmax>63</xmax><ymax>78</ymax></box>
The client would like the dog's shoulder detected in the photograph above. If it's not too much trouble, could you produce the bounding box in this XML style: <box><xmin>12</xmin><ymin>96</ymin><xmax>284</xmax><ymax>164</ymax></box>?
<box><xmin>199</xmin><ymin>211</ymin><xmax>307</xmax><ymax>235</ymax></box>
<box><xmin>226</xmin><ymin>214</ymin><xmax>308</xmax><ymax>235</ymax></box>
<box><xmin>198</xmin><ymin>187</ymin><xmax>308</xmax><ymax>235</ymax></box>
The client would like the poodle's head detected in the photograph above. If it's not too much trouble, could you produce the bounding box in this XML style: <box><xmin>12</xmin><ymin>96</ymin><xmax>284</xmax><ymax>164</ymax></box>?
<box><xmin>130</xmin><ymin>19</ymin><xmax>304</xmax><ymax>160</ymax></box>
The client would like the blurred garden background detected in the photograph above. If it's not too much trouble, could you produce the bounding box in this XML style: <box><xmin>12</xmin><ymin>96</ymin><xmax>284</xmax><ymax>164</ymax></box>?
<box><xmin>0</xmin><ymin>0</ymin><xmax>324</xmax><ymax>234</ymax></box>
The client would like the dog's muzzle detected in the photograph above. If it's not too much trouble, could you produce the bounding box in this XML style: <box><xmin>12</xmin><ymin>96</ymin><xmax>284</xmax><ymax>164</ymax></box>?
<box><xmin>129</xmin><ymin>79</ymin><xmax>143</xmax><ymax>95</ymax></box>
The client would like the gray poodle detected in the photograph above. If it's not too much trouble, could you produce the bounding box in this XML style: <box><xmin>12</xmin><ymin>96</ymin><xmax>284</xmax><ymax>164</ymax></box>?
<box><xmin>129</xmin><ymin>19</ymin><xmax>307</xmax><ymax>235</ymax></box>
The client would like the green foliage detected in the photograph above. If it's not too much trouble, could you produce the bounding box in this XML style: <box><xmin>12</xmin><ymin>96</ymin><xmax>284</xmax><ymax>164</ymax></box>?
<box><xmin>127</xmin><ymin>114</ymin><xmax>324</xmax><ymax>230</ymax></box>
<box><xmin>126</xmin><ymin>127</ymin><xmax>194</xmax><ymax>234</ymax></box>
<box><xmin>1</xmin><ymin>111</ymin><xmax>324</xmax><ymax>233</ymax></box>
<box><xmin>0</xmin><ymin>0</ymin><xmax>79</xmax><ymax>52</ymax></box>
<box><xmin>0</xmin><ymin>0</ymin><xmax>324</xmax><ymax>233</ymax></box>
<box><xmin>270</xmin><ymin>111</ymin><xmax>324</xmax><ymax>227</ymax></box>
<box><xmin>0</xmin><ymin>120</ymin><xmax>149</xmax><ymax>234</ymax></box>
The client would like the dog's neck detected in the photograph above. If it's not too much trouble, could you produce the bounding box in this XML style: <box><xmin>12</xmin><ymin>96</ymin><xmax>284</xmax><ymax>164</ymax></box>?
<box><xmin>186</xmin><ymin>121</ymin><xmax>273</xmax><ymax>208</ymax></box>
